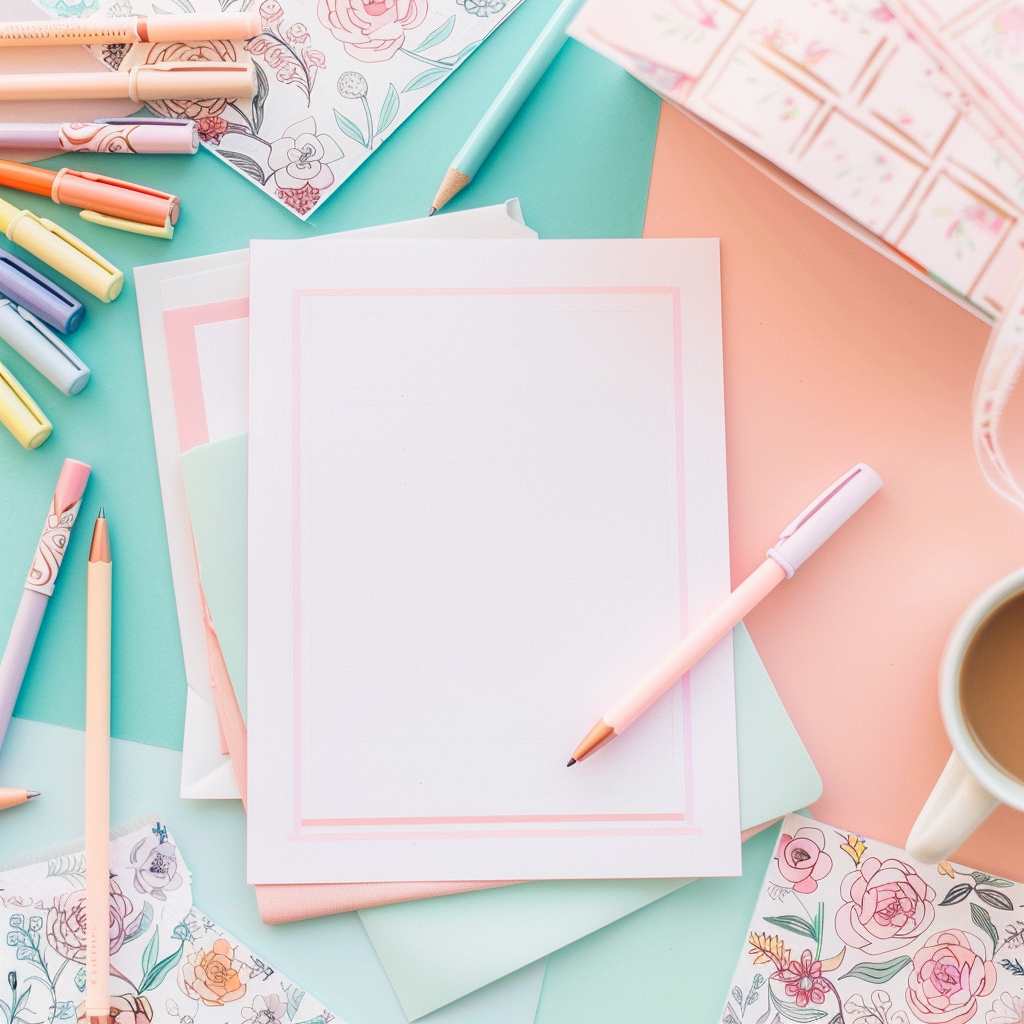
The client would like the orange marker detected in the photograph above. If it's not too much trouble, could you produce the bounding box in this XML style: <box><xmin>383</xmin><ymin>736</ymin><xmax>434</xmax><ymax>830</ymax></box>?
<box><xmin>0</xmin><ymin>157</ymin><xmax>178</xmax><ymax>238</ymax></box>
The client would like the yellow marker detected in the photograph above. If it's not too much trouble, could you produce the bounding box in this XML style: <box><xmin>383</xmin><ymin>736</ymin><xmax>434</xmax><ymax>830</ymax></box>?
<box><xmin>0</xmin><ymin>355</ymin><xmax>51</xmax><ymax>447</ymax></box>
<box><xmin>0</xmin><ymin>197</ymin><xmax>123</xmax><ymax>302</ymax></box>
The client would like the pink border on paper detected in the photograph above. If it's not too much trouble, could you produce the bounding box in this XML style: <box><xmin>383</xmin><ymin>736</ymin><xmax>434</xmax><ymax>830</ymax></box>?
<box><xmin>162</xmin><ymin>297</ymin><xmax>250</xmax><ymax>454</ymax></box>
<box><xmin>290</xmin><ymin>287</ymin><xmax>694</xmax><ymax>840</ymax></box>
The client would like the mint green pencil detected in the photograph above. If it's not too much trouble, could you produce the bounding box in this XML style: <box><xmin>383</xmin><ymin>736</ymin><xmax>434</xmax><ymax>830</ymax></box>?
<box><xmin>429</xmin><ymin>0</ymin><xmax>586</xmax><ymax>214</ymax></box>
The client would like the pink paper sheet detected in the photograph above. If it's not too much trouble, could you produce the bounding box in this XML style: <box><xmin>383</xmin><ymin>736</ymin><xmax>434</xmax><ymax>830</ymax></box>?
<box><xmin>644</xmin><ymin>101</ymin><xmax>1024</xmax><ymax>881</ymax></box>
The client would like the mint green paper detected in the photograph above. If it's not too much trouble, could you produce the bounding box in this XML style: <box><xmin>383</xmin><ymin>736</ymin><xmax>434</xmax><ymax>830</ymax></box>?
<box><xmin>181</xmin><ymin>431</ymin><xmax>249</xmax><ymax>720</ymax></box>
<box><xmin>0</xmin><ymin>718</ymin><xmax>547</xmax><ymax>1024</ymax></box>
<box><xmin>0</xmin><ymin>0</ymin><xmax>660</xmax><ymax>750</ymax></box>
<box><xmin>179</xmin><ymin>428</ymin><xmax>820</xmax><ymax>1020</ymax></box>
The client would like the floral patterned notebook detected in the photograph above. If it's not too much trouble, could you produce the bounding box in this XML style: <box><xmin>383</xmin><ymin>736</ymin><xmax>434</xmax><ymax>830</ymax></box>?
<box><xmin>722</xmin><ymin>813</ymin><xmax>1024</xmax><ymax>1024</ymax></box>
<box><xmin>0</xmin><ymin>821</ymin><xmax>344</xmax><ymax>1024</ymax></box>
<box><xmin>36</xmin><ymin>0</ymin><xmax>524</xmax><ymax>220</ymax></box>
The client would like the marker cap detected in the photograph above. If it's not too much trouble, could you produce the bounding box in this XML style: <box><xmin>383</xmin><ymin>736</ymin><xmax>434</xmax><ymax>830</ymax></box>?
<box><xmin>0</xmin><ymin>248</ymin><xmax>85</xmax><ymax>332</ymax></box>
<box><xmin>0</xmin><ymin>299</ymin><xmax>90</xmax><ymax>396</ymax></box>
<box><xmin>142</xmin><ymin>11</ymin><xmax>263</xmax><ymax>41</ymax></box>
<box><xmin>767</xmin><ymin>463</ymin><xmax>883</xmax><ymax>577</ymax></box>
<box><xmin>0</xmin><ymin>355</ymin><xmax>50</xmax><ymax>448</ymax></box>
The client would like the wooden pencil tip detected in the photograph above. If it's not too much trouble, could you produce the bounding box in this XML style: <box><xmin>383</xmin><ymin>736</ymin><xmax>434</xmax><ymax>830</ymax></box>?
<box><xmin>566</xmin><ymin>758</ymin><xmax>576</xmax><ymax>767</ymax></box>
<box><xmin>27</xmin><ymin>791</ymin><xmax>40</xmax><ymax>799</ymax></box>
<box><xmin>97</xmin><ymin>507</ymin><xmax>105</xmax><ymax>519</ymax></box>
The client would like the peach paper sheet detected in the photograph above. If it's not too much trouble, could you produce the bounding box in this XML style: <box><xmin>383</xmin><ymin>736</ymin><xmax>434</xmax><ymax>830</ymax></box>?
<box><xmin>643</xmin><ymin>102</ymin><xmax>1024</xmax><ymax>881</ymax></box>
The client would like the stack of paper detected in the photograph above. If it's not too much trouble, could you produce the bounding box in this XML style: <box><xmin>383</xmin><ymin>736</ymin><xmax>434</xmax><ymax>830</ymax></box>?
<box><xmin>135</xmin><ymin>206</ymin><xmax>823</xmax><ymax>1018</ymax></box>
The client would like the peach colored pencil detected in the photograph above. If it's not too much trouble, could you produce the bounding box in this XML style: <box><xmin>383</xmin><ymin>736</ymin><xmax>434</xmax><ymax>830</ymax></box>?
<box><xmin>0</xmin><ymin>787</ymin><xmax>38</xmax><ymax>811</ymax></box>
<box><xmin>85</xmin><ymin>510</ymin><xmax>111</xmax><ymax>1024</ymax></box>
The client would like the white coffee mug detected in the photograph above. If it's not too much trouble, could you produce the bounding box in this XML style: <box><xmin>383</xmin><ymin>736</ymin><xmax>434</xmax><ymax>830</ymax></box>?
<box><xmin>907</xmin><ymin>567</ymin><xmax>1024</xmax><ymax>863</ymax></box>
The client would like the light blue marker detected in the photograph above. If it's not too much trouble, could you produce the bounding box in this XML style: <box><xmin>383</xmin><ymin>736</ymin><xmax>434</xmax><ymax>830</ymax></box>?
<box><xmin>429</xmin><ymin>0</ymin><xmax>588</xmax><ymax>214</ymax></box>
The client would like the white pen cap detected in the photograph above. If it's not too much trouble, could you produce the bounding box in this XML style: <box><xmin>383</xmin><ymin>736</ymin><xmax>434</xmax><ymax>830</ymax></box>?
<box><xmin>766</xmin><ymin>463</ymin><xmax>882</xmax><ymax>578</ymax></box>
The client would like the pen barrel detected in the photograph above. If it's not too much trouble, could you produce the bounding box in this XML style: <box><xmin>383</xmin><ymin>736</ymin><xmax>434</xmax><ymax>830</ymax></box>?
<box><xmin>0</xmin><ymin>591</ymin><xmax>47</xmax><ymax>751</ymax></box>
<box><xmin>0</xmin><ymin>304</ymin><xmax>90</xmax><ymax>396</ymax></box>
<box><xmin>0</xmin><ymin>158</ymin><xmax>54</xmax><ymax>196</ymax></box>
<box><xmin>130</xmin><ymin>65</ymin><xmax>256</xmax><ymax>102</ymax></box>
<box><xmin>5</xmin><ymin>212</ymin><xmax>123</xmax><ymax>302</ymax></box>
<box><xmin>58</xmin><ymin>122</ymin><xmax>200</xmax><ymax>155</ymax></box>
<box><xmin>604</xmin><ymin>559</ymin><xmax>787</xmax><ymax>731</ymax></box>
<box><xmin>85</xmin><ymin>557</ymin><xmax>111</xmax><ymax>1020</ymax></box>
<box><xmin>0</xmin><ymin>72</ymin><xmax>131</xmax><ymax>101</ymax></box>
<box><xmin>0</xmin><ymin>18</ymin><xmax>139</xmax><ymax>46</ymax></box>
<box><xmin>0</xmin><ymin>357</ymin><xmax>51</xmax><ymax>448</ymax></box>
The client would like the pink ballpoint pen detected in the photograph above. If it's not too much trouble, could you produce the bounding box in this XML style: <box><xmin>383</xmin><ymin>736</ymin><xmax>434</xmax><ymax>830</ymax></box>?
<box><xmin>568</xmin><ymin>463</ymin><xmax>883</xmax><ymax>765</ymax></box>
<box><xmin>0</xmin><ymin>458</ymin><xmax>91</xmax><ymax>753</ymax></box>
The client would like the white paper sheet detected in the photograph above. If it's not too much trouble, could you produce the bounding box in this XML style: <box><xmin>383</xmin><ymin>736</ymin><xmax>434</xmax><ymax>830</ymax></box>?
<box><xmin>132</xmin><ymin>202</ymin><xmax>539</xmax><ymax>800</ymax></box>
<box><xmin>246</xmin><ymin>237</ymin><xmax>739</xmax><ymax>883</ymax></box>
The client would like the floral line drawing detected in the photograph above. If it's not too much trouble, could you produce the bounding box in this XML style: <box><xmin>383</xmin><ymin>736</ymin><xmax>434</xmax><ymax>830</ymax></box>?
<box><xmin>334</xmin><ymin>73</ymin><xmax>398</xmax><ymax>150</ymax></box>
<box><xmin>248</xmin><ymin>1</ymin><xmax>326</xmax><ymax>104</ymax></box>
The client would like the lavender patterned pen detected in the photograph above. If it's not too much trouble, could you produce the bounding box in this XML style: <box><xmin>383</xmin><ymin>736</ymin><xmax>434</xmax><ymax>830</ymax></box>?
<box><xmin>0</xmin><ymin>458</ymin><xmax>90</xmax><ymax>753</ymax></box>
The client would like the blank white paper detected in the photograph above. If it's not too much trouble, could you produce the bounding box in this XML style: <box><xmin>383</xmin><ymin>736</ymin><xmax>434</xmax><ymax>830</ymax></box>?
<box><xmin>246</xmin><ymin>238</ymin><xmax>739</xmax><ymax>883</ymax></box>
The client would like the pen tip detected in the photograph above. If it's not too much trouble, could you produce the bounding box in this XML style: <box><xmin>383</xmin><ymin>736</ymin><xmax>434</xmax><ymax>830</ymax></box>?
<box><xmin>428</xmin><ymin>207</ymin><xmax>437</xmax><ymax>217</ymax></box>
<box><xmin>566</xmin><ymin>758</ymin><xmax>576</xmax><ymax>767</ymax></box>
<box><xmin>27</xmin><ymin>791</ymin><xmax>40</xmax><ymax>799</ymax></box>
<box><xmin>97</xmin><ymin>507</ymin><xmax>105</xmax><ymax>519</ymax></box>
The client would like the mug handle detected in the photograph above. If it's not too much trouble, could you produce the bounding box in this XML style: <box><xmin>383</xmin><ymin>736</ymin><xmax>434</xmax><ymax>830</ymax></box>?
<box><xmin>906</xmin><ymin>752</ymin><xmax>999</xmax><ymax>863</ymax></box>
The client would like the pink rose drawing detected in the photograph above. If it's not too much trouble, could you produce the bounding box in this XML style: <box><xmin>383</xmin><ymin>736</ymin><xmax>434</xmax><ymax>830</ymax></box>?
<box><xmin>47</xmin><ymin>880</ymin><xmax>138</xmax><ymax>963</ymax></box>
<box><xmin>317</xmin><ymin>0</ymin><xmax>427</xmax><ymax>62</ymax></box>
<box><xmin>775</xmin><ymin>827</ymin><xmax>833</xmax><ymax>894</ymax></box>
<box><xmin>906</xmin><ymin>930</ymin><xmax>996</xmax><ymax>1024</ymax></box>
<box><xmin>195</xmin><ymin>116</ymin><xmax>230</xmax><ymax>145</ymax></box>
<box><xmin>835</xmin><ymin>857</ymin><xmax>936</xmax><ymax>955</ymax></box>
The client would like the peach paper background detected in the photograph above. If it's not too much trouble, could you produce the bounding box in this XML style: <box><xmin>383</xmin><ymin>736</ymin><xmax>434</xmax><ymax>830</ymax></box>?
<box><xmin>643</xmin><ymin>102</ymin><xmax>1024</xmax><ymax>880</ymax></box>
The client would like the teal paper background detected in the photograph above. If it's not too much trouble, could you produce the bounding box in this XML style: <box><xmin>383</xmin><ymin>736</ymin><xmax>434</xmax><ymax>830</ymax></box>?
<box><xmin>0</xmin><ymin>0</ymin><xmax>661</xmax><ymax>749</ymax></box>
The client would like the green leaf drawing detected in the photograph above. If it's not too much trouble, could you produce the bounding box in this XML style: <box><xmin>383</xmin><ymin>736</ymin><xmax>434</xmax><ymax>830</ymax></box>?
<box><xmin>762</xmin><ymin>914</ymin><xmax>818</xmax><ymax>941</ymax></box>
<box><xmin>972</xmin><ymin>872</ymin><xmax>1014</xmax><ymax>887</ymax></box>
<box><xmin>285</xmin><ymin>985</ymin><xmax>305</xmax><ymax>1021</ymax></box>
<box><xmin>141</xmin><ymin>930</ymin><xmax>159</xmax><ymax>979</ymax></box>
<box><xmin>976</xmin><ymin>888</ymin><xmax>1015</xmax><ymax>912</ymax></box>
<box><xmin>252</xmin><ymin>61</ymin><xmax>269</xmax><ymax>135</ymax></box>
<box><xmin>940</xmin><ymin>883</ymin><xmax>974</xmax><ymax>906</ymax></box>
<box><xmin>402</xmin><ymin>68</ymin><xmax>449</xmax><ymax>92</ymax></box>
<box><xmin>377</xmin><ymin>84</ymin><xmax>400</xmax><ymax>136</ymax></box>
<box><xmin>768</xmin><ymin>989</ymin><xmax>828</xmax><ymax>1023</ymax></box>
<box><xmin>839</xmin><ymin>956</ymin><xmax>911</xmax><ymax>984</ymax></box>
<box><xmin>333</xmin><ymin>109</ymin><xmax>368</xmax><ymax>147</ymax></box>
<box><xmin>46</xmin><ymin>854</ymin><xmax>86</xmax><ymax>886</ymax></box>
<box><xmin>123</xmin><ymin>902</ymin><xmax>153</xmax><ymax>943</ymax></box>
<box><xmin>218</xmin><ymin>150</ymin><xmax>267</xmax><ymax>185</ymax></box>
<box><xmin>415</xmin><ymin>15</ymin><xmax>455</xmax><ymax>52</ymax></box>
<box><xmin>450</xmin><ymin>39</ymin><xmax>481</xmax><ymax>63</ymax></box>
<box><xmin>971</xmin><ymin>902</ymin><xmax>1000</xmax><ymax>955</ymax></box>
<box><xmin>138</xmin><ymin>943</ymin><xmax>184</xmax><ymax>994</ymax></box>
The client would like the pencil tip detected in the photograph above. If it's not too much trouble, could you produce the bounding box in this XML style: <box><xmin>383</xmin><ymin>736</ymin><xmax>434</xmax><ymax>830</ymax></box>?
<box><xmin>27</xmin><ymin>791</ymin><xmax>40</xmax><ymax>799</ymax></box>
<box><xmin>97</xmin><ymin>507</ymin><xmax>105</xmax><ymax>519</ymax></box>
<box><xmin>428</xmin><ymin>207</ymin><xmax>437</xmax><ymax>216</ymax></box>
<box><xmin>566</xmin><ymin>758</ymin><xmax>576</xmax><ymax>767</ymax></box>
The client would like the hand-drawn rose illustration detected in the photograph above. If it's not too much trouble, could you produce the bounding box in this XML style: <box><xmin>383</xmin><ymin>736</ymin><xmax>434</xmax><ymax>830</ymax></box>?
<box><xmin>775</xmin><ymin>827</ymin><xmax>833</xmax><ymax>894</ymax></box>
<box><xmin>906</xmin><ymin>930</ymin><xmax>996</xmax><ymax>1024</ymax></box>
<box><xmin>179</xmin><ymin>938</ymin><xmax>248</xmax><ymax>1007</ymax></box>
<box><xmin>317</xmin><ymin>0</ymin><xmax>427</xmax><ymax>62</ymax></box>
<box><xmin>835</xmin><ymin>857</ymin><xmax>936</xmax><ymax>955</ymax></box>
<box><xmin>142</xmin><ymin>40</ymin><xmax>240</xmax><ymax>120</ymax></box>
<box><xmin>47</xmin><ymin>881</ymin><xmax>137</xmax><ymax>963</ymax></box>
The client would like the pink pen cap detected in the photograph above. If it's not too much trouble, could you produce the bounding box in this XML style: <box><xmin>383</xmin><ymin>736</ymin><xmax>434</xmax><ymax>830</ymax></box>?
<box><xmin>62</xmin><ymin>119</ymin><xmax>199</xmax><ymax>155</ymax></box>
<box><xmin>137</xmin><ymin>11</ymin><xmax>262</xmax><ymax>41</ymax></box>
<box><xmin>766</xmin><ymin>463</ymin><xmax>883</xmax><ymax>577</ymax></box>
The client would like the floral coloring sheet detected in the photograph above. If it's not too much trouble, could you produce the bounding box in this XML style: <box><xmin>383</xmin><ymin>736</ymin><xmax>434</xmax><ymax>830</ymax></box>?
<box><xmin>570</xmin><ymin>0</ymin><xmax>1024</xmax><ymax>321</ymax></box>
<box><xmin>38</xmin><ymin>0</ymin><xmax>525</xmax><ymax>219</ymax></box>
<box><xmin>722</xmin><ymin>813</ymin><xmax>1024</xmax><ymax>1024</ymax></box>
<box><xmin>0</xmin><ymin>821</ymin><xmax>343</xmax><ymax>1024</ymax></box>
